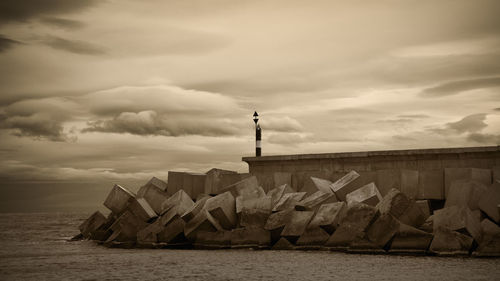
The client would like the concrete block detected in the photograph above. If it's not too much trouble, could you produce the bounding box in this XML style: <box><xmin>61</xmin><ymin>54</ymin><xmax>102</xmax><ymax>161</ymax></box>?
<box><xmin>272</xmin><ymin>237</ymin><xmax>295</xmax><ymax>250</ymax></box>
<box><xmin>478</xmin><ymin>181</ymin><xmax>500</xmax><ymax>223</ymax></box>
<box><xmin>183</xmin><ymin>172</ymin><xmax>206</xmax><ymax>199</ymax></box>
<box><xmin>110</xmin><ymin>210</ymin><xmax>147</xmax><ymax>241</ymax></box>
<box><xmin>166</xmin><ymin>171</ymin><xmax>185</xmax><ymax>196</ymax></box>
<box><xmin>444</xmin><ymin>168</ymin><xmax>492</xmax><ymax>197</ymax></box>
<box><xmin>389</xmin><ymin>223</ymin><xmax>433</xmax><ymax>254</ymax></box>
<box><xmin>401</xmin><ymin>170</ymin><xmax>419</xmax><ymax>199</ymax></box>
<box><xmin>429</xmin><ymin>227</ymin><xmax>473</xmax><ymax>256</ymax></box>
<box><xmin>196</xmin><ymin>193</ymin><xmax>210</xmax><ymax>202</ymax></box>
<box><xmin>297</xmin><ymin>191</ymin><xmax>337</xmax><ymax>211</ymax></box>
<box><xmin>219</xmin><ymin>176</ymin><xmax>265</xmax><ymax>199</ymax></box>
<box><xmin>220</xmin><ymin>173</ymin><xmax>251</xmax><ymax>191</ymax></box>
<box><xmin>375</xmin><ymin>169</ymin><xmax>419</xmax><ymax>198</ymax></box>
<box><xmin>184</xmin><ymin>209</ymin><xmax>223</xmax><ymax>239</ymax></box>
<box><xmin>296</xmin><ymin>227</ymin><xmax>330</xmax><ymax>248</ymax></box>
<box><xmin>136</xmin><ymin>181</ymin><xmax>169</xmax><ymax>215</ymax></box>
<box><xmin>348</xmin><ymin>237</ymin><xmax>385</xmax><ymax>254</ymax></box>
<box><xmin>331</xmin><ymin>170</ymin><xmax>360</xmax><ymax>201</ymax></box>
<box><xmin>79</xmin><ymin>211</ymin><xmax>107</xmax><ymax>238</ymax></box>
<box><xmin>136</xmin><ymin>220</ymin><xmax>163</xmax><ymax>244</ymax></box>
<box><xmin>376</xmin><ymin>188</ymin><xmax>410</xmax><ymax>218</ymax></box>
<box><xmin>204</xmin><ymin>168</ymin><xmax>238</xmax><ymax>195</ymax></box>
<box><xmin>231</xmin><ymin>228</ymin><xmax>270</xmax><ymax>248</ymax></box>
<box><xmin>160</xmin><ymin>189</ymin><xmax>194</xmax><ymax>215</ymax></box>
<box><xmin>493</xmin><ymin>166</ymin><xmax>500</xmax><ymax>181</ymax></box>
<box><xmin>195</xmin><ymin>230</ymin><xmax>232</xmax><ymax>249</ymax></box>
<box><xmin>346</xmin><ymin>182</ymin><xmax>383</xmax><ymax>206</ymax></box>
<box><xmin>433</xmin><ymin>206</ymin><xmax>481</xmax><ymax>242</ymax></box>
<box><xmin>415</xmin><ymin>200</ymin><xmax>431</xmax><ymax>219</ymax></box>
<box><xmin>274</xmin><ymin>172</ymin><xmax>292</xmax><ymax>188</ymax></box>
<box><xmin>205</xmin><ymin>191</ymin><xmax>237</xmax><ymax>229</ymax></box>
<box><xmin>158</xmin><ymin>216</ymin><xmax>186</xmax><ymax>244</ymax></box>
<box><xmin>308</xmin><ymin>202</ymin><xmax>347</xmax><ymax>234</ymax></box>
<box><xmin>267</xmin><ymin>184</ymin><xmax>294</xmax><ymax>209</ymax></box>
<box><xmin>417</xmin><ymin>170</ymin><xmax>444</xmax><ymax>200</ymax></box>
<box><xmin>236</xmin><ymin>195</ymin><xmax>272</xmax><ymax>214</ymax></box>
<box><xmin>366</xmin><ymin>213</ymin><xmax>400</xmax><ymax>248</ymax></box>
<box><xmin>239</xmin><ymin>208</ymin><xmax>271</xmax><ymax>228</ymax></box>
<box><xmin>103</xmin><ymin>184</ymin><xmax>136</xmax><ymax>214</ymax></box>
<box><xmin>474</xmin><ymin>219</ymin><xmax>500</xmax><ymax>257</ymax></box>
<box><xmin>324</xmin><ymin>224</ymin><xmax>364</xmax><ymax>249</ymax></box>
<box><xmin>281</xmin><ymin>211</ymin><xmax>315</xmax><ymax>240</ymax></box>
<box><xmin>181</xmin><ymin>196</ymin><xmax>209</xmax><ymax>223</ymax></box>
<box><xmin>253</xmin><ymin>172</ymin><xmax>276</xmax><ymax>193</ymax></box>
<box><xmin>138</xmin><ymin>177</ymin><xmax>167</xmax><ymax>195</ymax></box>
<box><xmin>310</xmin><ymin>177</ymin><xmax>334</xmax><ymax>194</ymax></box>
<box><xmin>272</xmin><ymin>192</ymin><xmax>307</xmax><ymax>212</ymax></box>
<box><xmin>128</xmin><ymin>198</ymin><xmax>157</xmax><ymax>222</ymax></box>
<box><xmin>445</xmin><ymin>180</ymin><xmax>487</xmax><ymax>210</ymax></box>
<box><xmin>264</xmin><ymin>210</ymin><xmax>293</xmax><ymax>231</ymax></box>
<box><xmin>398</xmin><ymin>200</ymin><xmax>427</xmax><ymax>228</ymax></box>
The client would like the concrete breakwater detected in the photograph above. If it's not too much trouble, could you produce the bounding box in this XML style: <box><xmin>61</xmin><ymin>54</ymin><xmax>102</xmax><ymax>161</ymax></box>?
<box><xmin>77</xmin><ymin>146</ymin><xmax>500</xmax><ymax>257</ymax></box>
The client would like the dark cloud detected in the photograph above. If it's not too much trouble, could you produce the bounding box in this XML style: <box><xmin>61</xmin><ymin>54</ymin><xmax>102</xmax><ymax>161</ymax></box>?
<box><xmin>0</xmin><ymin>113</ymin><xmax>72</xmax><ymax>142</ymax></box>
<box><xmin>421</xmin><ymin>77</ymin><xmax>500</xmax><ymax>97</ymax></box>
<box><xmin>0</xmin><ymin>0</ymin><xmax>98</xmax><ymax>25</ymax></box>
<box><xmin>44</xmin><ymin>36</ymin><xmax>106</xmax><ymax>55</ymax></box>
<box><xmin>40</xmin><ymin>17</ymin><xmax>85</xmax><ymax>30</ymax></box>
<box><xmin>446</xmin><ymin>113</ymin><xmax>488</xmax><ymax>133</ymax></box>
<box><xmin>82</xmin><ymin>110</ymin><xmax>239</xmax><ymax>137</ymax></box>
<box><xmin>467</xmin><ymin>132</ymin><xmax>500</xmax><ymax>144</ymax></box>
<box><xmin>398</xmin><ymin>114</ymin><xmax>430</xmax><ymax>119</ymax></box>
<box><xmin>495</xmin><ymin>108</ymin><xmax>500</xmax><ymax>111</ymax></box>
<box><xmin>0</xmin><ymin>34</ymin><xmax>21</xmax><ymax>53</ymax></box>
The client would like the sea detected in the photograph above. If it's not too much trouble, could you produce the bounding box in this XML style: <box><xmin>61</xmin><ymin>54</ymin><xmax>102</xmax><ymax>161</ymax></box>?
<box><xmin>0</xmin><ymin>212</ymin><xmax>499</xmax><ymax>281</ymax></box>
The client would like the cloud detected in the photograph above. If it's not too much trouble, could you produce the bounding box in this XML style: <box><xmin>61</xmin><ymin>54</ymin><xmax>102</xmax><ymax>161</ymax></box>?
<box><xmin>261</xmin><ymin>116</ymin><xmax>303</xmax><ymax>132</ymax></box>
<box><xmin>446</xmin><ymin>113</ymin><xmax>488</xmax><ymax>133</ymax></box>
<box><xmin>0</xmin><ymin>0</ymin><xmax>99</xmax><ymax>25</ymax></box>
<box><xmin>0</xmin><ymin>34</ymin><xmax>21</xmax><ymax>53</ymax></box>
<box><xmin>421</xmin><ymin>77</ymin><xmax>500</xmax><ymax>97</ymax></box>
<box><xmin>398</xmin><ymin>114</ymin><xmax>430</xmax><ymax>119</ymax></box>
<box><xmin>40</xmin><ymin>17</ymin><xmax>85</xmax><ymax>30</ymax></box>
<box><xmin>467</xmin><ymin>132</ymin><xmax>500</xmax><ymax>144</ymax></box>
<box><xmin>43</xmin><ymin>36</ymin><xmax>106</xmax><ymax>55</ymax></box>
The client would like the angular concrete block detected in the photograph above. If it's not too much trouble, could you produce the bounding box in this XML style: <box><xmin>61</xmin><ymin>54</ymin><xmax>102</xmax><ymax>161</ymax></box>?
<box><xmin>231</xmin><ymin>228</ymin><xmax>270</xmax><ymax>249</ymax></box>
<box><xmin>478</xmin><ymin>181</ymin><xmax>500</xmax><ymax>223</ymax></box>
<box><xmin>236</xmin><ymin>195</ymin><xmax>272</xmax><ymax>214</ymax></box>
<box><xmin>267</xmin><ymin>184</ymin><xmax>294</xmax><ymax>209</ymax></box>
<box><xmin>398</xmin><ymin>200</ymin><xmax>427</xmax><ymax>228</ymax></box>
<box><xmin>433</xmin><ymin>206</ymin><xmax>481</xmax><ymax>242</ymax></box>
<box><xmin>281</xmin><ymin>211</ymin><xmax>315</xmax><ymax>239</ymax></box>
<box><xmin>310</xmin><ymin>177</ymin><xmax>334</xmax><ymax>194</ymax></box>
<box><xmin>272</xmin><ymin>192</ymin><xmax>307</xmax><ymax>212</ymax></box>
<box><xmin>194</xmin><ymin>230</ymin><xmax>232</xmax><ymax>249</ymax></box>
<box><xmin>272</xmin><ymin>237</ymin><xmax>295</xmax><ymax>250</ymax></box>
<box><xmin>166</xmin><ymin>171</ymin><xmax>185</xmax><ymax>196</ymax></box>
<box><xmin>308</xmin><ymin>202</ymin><xmax>347</xmax><ymax>234</ymax></box>
<box><xmin>376</xmin><ymin>188</ymin><xmax>410</xmax><ymax>218</ymax></box>
<box><xmin>264</xmin><ymin>209</ymin><xmax>293</xmax><ymax>231</ymax></box>
<box><xmin>136</xmin><ymin>181</ymin><xmax>169</xmax><ymax>215</ymax></box>
<box><xmin>184</xmin><ymin>209</ymin><xmax>223</xmax><ymax>239</ymax></box>
<box><xmin>128</xmin><ymin>198</ymin><xmax>157</xmax><ymax>222</ymax></box>
<box><xmin>219</xmin><ymin>176</ymin><xmax>265</xmax><ymax>199</ymax></box>
<box><xmin>376</xmin><ymin>169</ymin><xmax>418</xmax><ymax>198</ymax></box>
<box><xmin>110</xmin><ymin>210</ymin><xmax>147</xmax><ymax>241</ymax></box>
<box><xmin>136</xmin><ymin>220</ymin><xmax>163</xmax><ymax>244</ymax></box>
<box><xmin>389</xmin><ymin>223</ymin><xmax>433</xmax><ymax>254</ymax></box>
<box><xmin>346</xmin><ymin>182</ymin><xmax>382</xmax><ymax>206</ymax></box>
<box><xmin>348</xmin><ymin>237</ymin><xmax>385</xmax><ymax>254</ymax></box>
<box><xmin>445</xmin><ymin>180</ymin><xmax>487</xmax><ymax>210</ymax></box>
<box><xmin>324</xmin><ymin>224</ymin><xmax>364</xmax><ymax>249</ymax></box>
<box><xmin>220</xmin><ymin>173</ymin><xmax>251</xmax><ymax>191</ymax></box>
<box><xmin>138</xmin><ymin>177</ymin><xmax>167</xmax><ymax>196</ymax></box>
<box><xmin>253</xmin><ymin>172</ymin><xmax>276</xmax><ymax>193</ymax></box>
<box><xmin>183</xmin><ymin>172</ymin><xmax>206</xmax><ymax>199</ymax></box>
<box><xmin>160</xmin><ymin>189</ymin><xmax>194</xmax><ymax>215</ymax></box>
<box><xmin>158</xmin><ymin>216</ymin><xmax>186</xmax><ymax>244</ymax></box>
<box><xmin>298</xmin><ymin>191</ymin><xmax>337</xmax><ymax>211</ymax></box>
<box><xmin>79</xmin><ymin>211</ymin><xmax>107</xmax><ymax>238</ymax></box>
<box><xmin>296</xmin><ymin>227</ymin><xmax>330</xmax><ymax>247</ymax></box>
<box><xmin>474</xmin><ymin>219</ymin><xmax>500</xmax><ymax>257</ymax></box>
<box><xmin>429</xmin><ymin>227</ymin><xmax>473</xmax><ymax>256</ymax></box>
<box><xmin>417</xmin><ymin>170</ymin><xmax>444</xmax><ymax>200</ymax></box>
<box><xmin>205</xmin><ymin>191</ymin><xmax>237</xmax><ymax>230</ymax></box>
<box><xmin>444</xmin><ymin>168</ymin><xmax>492</xmax><ymax>197</ymax></box>
<box><xmin>204</xmin><ymin>168</ymin><xmax>238</xmax><ymax>195</ymax></box>
<box><xmin>415</xmin><ymin>200</ymin><xmax>431</xmax><ymax>219</ymax></box>
<box><xmin>103</xmin><ymin>184</ymin><xmax>136</xmax><ymax>215</ymax></box>
<box><xmin>181</xmin><ymin>196</ymin><xmax>209</xmax><ymax>223</ymax></box>
<box><xmin>331</xmin><ymin>170</ymin><xmax>360</xmax><ymax>201</ymax></box>
<box><xmin>366</xmin><ymin>213</ymin><xmax>400</xmax><ymax>248</ymax></box>
<box><xmin>239</xmin><ymin>208</ymin><xmax>271</xmax><ymax>228</ymax></box>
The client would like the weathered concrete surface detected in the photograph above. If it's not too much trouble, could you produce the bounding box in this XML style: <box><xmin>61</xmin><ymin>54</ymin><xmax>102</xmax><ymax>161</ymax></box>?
<box><xmin>433</xmin><ymin>206</ymin><xmax>481</xmax><ymax>242</ymax></box>
<box><xmin>184</xmin><ymin>209</ymin><xmax>223</xmax><ymax>239</ymax></box>
<box><xmin>253</xmin><ymin>172</ymin><xmax>293</xmax><ymax>193</ymax></box>
<box><xmin>267</xmin><ymin>184</ymin><xmax>294</xmax><ymax>209</ymax></box>
<box><xmin>231</xmin><ymin>228</ymin><xmax>270</xmax><ymax>248</ymax></box>
<box><xmin>181</xmin><ymin>196</ymin><xmax>209</xmax><ymax>223</ymax></box>
<box><xmin>389</xmin><ymin>223</ymin><xmax>433</xmax><ymax>254</ymax></box>
<box><xmin>103</xmin><ymin>184</ymin><xmax>136</xmax><ymax>214</ymax></box>
<box><xmin>236</xmin><ymin>195</ymin><xmax>271</xmax><ymax>214</ymax></box>
<box><xmin>367</xmin><ymin>213</ymin><xmax>400</xmax><ymax>248</ymax></box>
<box><xmin>204</xmin><ymin>168</ymin><xmax>238</xmax><ymax>195</ymax></box>
<box><xmin>219</xmin><ymin>176</ymin><xmax>265</xmax><ymax>199</ymax></box>
<box><xmin>308</xmin><ymin>202</ymin><xmax>346</xmax><ymax>234</ymax></box>
<box><xmin>310</xmin><ymin>177</ymin><xmax>334</xmax><ymax>194</ymax></box>
<box><xmin>183</xmin><ymin>172</ymin><xmax>206</xmax><ymax>199</ymax></box>
<box><xmin>272</xmin><ymin>192</ymin><xmax>306</xmax><ymax>212</ymax></box>
<box><xmin>376</xmin><ymin>188</ymin><xmax>410</xmax><ymax>218</ymax></box>
<box><xmin>429</xmin><ymin>227</ymin><xmax>473</xmax><ymax>256</ymax></box>
<box><xmin>398</xmin><ymin>201</ymin><xmax>427</xmax><ymax>228</ymax></box>
<box><xmin>272</xmin><ymin>237</ymin><xmax>295</xmax><ymax>250</ymax></box>
<box><xmin>297</xmin><ymin>191</ymin><xmax>337</xmax><ymax>211</ymax></box>
<box><xmin>346</xmin><ymin>183</ymin><xmax>382</xmax><ymax>206</ymax></box>
<box><xmin>348</xmin><ymin>237</ymin><xmax>385</xmax><ymax>254</ymax></box>
<box><xmin>109</xmin><ymin>210</ymin><xmax>147</xmax><ymax>242</ymax></box>
<box><xmin>160</xmin><ymin>189</ymin><xmax>194</xmax><ymax>215</ymax></box>
<box><xmin>128</xmin><ymin>198</ymin><xmax>157</xmax><ymax>222</ymax></box>
<box><xmin>136</xmin><ymin>179</ymin><xmax>169</xmax><ymax>215</ymax></box>
<box><xmin>281</xmin><ymin>211</ymin><xmax>314</xmax><ymax>240</ymax></box>
<box><xmin>204</xmin><ymin>191</ymin><xmax>237</xmax><ymax>230</ymax></box>
<box><xmin>166</xmin><ymin>171</ymin><xmax>185</xmax><ymax>196</ymax></box>
<box><xmin>79</xmin><ymin>211</ymin><xmax>107</xmax><ymax>238</ymax></box>
<box><xmin>376</xmin><ymin>169</ymin><xmax>418</xmax><ymax>198</ymax></box>
<box><xmin>296</xmin><ymin>227</ymin><xmax>330</xmax><ymax>248</ymax></box>
<box><xmin>415</xmin><ymin>200</ymin><xmax>431</xmax><ymax>219</ymax></box>
<box><xmin>137</xmin><ymin>219</ymin><xmax>163</xmax><ymax>244</ymax></box>
<box><xmin>445</xmin><ymin>180</ymin><xmax>487</xmax><ymax>210</ymax></box>
<box><xmin>158</xmin><ymin>216</ymin><xmax>186</xmax><ymax>244</ymax></box>
<box><xmin>444</xmin><ymin>168</ymin><xmax>491</xmax><ymax>197</ymax></box>
<box><xmin>417</xmin><ymin>170</ymin><xmax>444</xmax><ymax>200</ymax></box>
<box><xmin>474</xmin><ymin>219</ymin><xmax>500</xmax><ymax>257</ymax></box>
<box><xmin>264</xmin><ymin>210</ymin><xmax>293</xmax><ymax>242</ymax></box>
<box><xmin>478</xmin><ymin>180</ymin><xmax>500</xmax><ymax>223</ymax></box>
<box><xmin>239</xmin><ymin>208</ymin><xmax>271</xmax><ymax>228</ymax></box>
<box><xmin>195</xmin><ymin>230</ymin><xmax>232</xmax><ymax>249</ymax></box>
<box><xmin>330</xmin><ymin>171</ymin><xmax>360</xmax><ymax>201</ymax></box>
<box><xmin>273</xmin><ymin>172</ymin><xmax>293</xmax><ymax>188</ymax></box>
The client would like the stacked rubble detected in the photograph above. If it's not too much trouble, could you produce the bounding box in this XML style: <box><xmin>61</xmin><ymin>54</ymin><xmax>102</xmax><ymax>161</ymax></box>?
<box><xmin>77</xmin><ymin>167</ymin><xmax>500</xmax><ymax>257</ymax></box>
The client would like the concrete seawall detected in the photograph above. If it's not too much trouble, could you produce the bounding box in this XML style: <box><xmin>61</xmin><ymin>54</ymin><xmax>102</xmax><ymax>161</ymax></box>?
<box><xmin>243</xmin><ymin>146</ymin><xmax>500</xmax><ymax>199</ymax></box>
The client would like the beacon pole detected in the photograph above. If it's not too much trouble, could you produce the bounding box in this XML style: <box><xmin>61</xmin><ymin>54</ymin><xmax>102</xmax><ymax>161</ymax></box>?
<box><xmin>253</xmin><ymin>111</ymin><xmax>261</xmax><ymax>157</ymax></box>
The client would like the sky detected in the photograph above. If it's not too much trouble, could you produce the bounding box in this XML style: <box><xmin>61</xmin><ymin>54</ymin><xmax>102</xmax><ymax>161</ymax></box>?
<box><xmin>0</xmin><ymin>0</ymin><xmax>499</xmax><ymax>212</ymax></box>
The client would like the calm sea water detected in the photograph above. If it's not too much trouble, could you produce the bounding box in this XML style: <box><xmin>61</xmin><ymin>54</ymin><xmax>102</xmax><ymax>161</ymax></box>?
<box><xmin>0</xmin><ymin>213</ymin><xmax>499</xmax><ymax>281</ymax></box>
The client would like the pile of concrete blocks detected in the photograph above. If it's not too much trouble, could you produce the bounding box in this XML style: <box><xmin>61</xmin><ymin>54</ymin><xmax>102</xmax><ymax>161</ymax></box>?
<box><xmin>77</xmin><ymin>167</ymin><xmax>500</xmax><ymax>257</ymax></box>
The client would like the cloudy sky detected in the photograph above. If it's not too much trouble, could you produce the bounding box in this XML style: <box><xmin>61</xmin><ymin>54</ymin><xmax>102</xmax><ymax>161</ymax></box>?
<box><xmin>0</xmin><ymin>0</ymin><xmax>499</xmax><ymax>211</ymax></box>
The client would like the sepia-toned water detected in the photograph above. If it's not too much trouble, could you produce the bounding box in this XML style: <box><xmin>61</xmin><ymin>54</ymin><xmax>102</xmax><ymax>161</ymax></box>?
<box><xmin>0</xmin><ymin>213</ymin><xmax>499</xmax><ymax>281</ymax></box>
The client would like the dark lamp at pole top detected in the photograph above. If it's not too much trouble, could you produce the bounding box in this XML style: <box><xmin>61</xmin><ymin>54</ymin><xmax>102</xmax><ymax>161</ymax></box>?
<box><xmin>253</xmin><ymin>111</ymin><xmax>259</xmax><ymax>124</ymax></box>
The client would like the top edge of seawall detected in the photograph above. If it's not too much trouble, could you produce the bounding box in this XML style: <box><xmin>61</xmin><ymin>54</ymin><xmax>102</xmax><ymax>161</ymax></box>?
<box><xmin>242</xmin><ymin>145</ymin><xmax>500</xmax><ymax>162</ymax></box>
